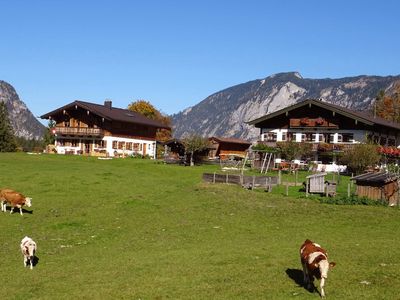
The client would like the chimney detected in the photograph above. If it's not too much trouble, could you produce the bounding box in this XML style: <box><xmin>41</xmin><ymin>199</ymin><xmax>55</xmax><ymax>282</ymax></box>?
<box><xmin>104</xmin><ymin>99</ymin><xmax>112</xmax><ymax>109</ymax></box>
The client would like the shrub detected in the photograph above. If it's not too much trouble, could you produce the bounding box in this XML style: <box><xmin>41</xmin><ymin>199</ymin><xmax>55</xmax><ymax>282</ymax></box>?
<box><xmin>319</xmin><ymin>194</ymin><xmax>387</xmax><ymax>206</ymax></box>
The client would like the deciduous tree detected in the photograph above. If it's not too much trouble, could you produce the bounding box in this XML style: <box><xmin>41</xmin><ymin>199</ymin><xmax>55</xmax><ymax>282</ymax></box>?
<box><xmin>341</xmin><ymin>143</ymin><xmax>380</xmax><ymax>174</ymax></box>
<box><xmin>375</xmin><ymin>83</ymin><xmax>400</xmax><ymax>123</ymax></box>
<box><xmin>127</xmin><ymin>100</ymin><xmax>172</xmax><ymax>141</ymax></box>
<box><xmin>182</xmin><ymin>134</ymin><xmax>209</xmax><ymax>166</ymax></box>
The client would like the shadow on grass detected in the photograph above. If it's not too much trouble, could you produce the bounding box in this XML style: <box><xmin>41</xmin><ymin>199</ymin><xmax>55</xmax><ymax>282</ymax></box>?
<box><xmin>32</xmin><ymin>255</ymin><xmax>39</xmax><ymax>267</ymax></box>
<box><xmin>285</xmin><ymin>268</ymin><xmax>316</xmax><ymax>294</ymax></box>
<box><xmin>6</xmin><ymin>207</ymin><xmax>33</xmax><ymax>215</ymax></box>
<box><xmin>286</xmin><ymin>268</ymin><xmax>304</xmax><ymax>286</ymax></box>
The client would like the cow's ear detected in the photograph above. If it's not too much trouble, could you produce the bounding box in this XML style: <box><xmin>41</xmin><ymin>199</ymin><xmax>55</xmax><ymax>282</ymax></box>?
<box><xmin>330</xmin><ymin>262</ymin><xmax>336</xmax><ymax>268</ymax></box>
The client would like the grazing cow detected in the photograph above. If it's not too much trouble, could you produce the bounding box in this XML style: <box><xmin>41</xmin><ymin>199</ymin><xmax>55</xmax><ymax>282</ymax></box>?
<box><xmin>20</xmin><ymin>236</ymin><xmax>37</xmax><ymax>270</ymax></box>
<box><xmin>300</xmin><ymin>239</ymin><xmax>336</xmax><ymax>297</ymax></box>
<box><xmin>0</xmin><ymin>189</ymin><xmax>32</xmax><ymax>215</ymax></box>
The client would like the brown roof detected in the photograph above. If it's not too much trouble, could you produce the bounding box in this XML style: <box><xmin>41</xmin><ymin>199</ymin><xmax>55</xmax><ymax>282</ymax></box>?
<box><xmin>209</xmin><ymin>136</ymin><xmax>251</xmax><ymax>145</ymax></box>
<box><xmin>41</xmin><ymin>100</ymin><xmax>170</xmax><ymax>129</ymax></box>
<box><xmin>351</xmin><ymin>172</ymin><xmax>399</xmax><ymax>184</ymax></box>
<box><xmin>247</xmin><ymin>99</ymin><xmax>400</xmax><ymax>130</ymax></box>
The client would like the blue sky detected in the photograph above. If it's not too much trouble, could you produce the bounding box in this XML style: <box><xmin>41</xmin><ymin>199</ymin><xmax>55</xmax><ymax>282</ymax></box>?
<box><xmin>1</xmin><ymin>0</ymin><xmax>399</xmax><ymax>123</ymax></box>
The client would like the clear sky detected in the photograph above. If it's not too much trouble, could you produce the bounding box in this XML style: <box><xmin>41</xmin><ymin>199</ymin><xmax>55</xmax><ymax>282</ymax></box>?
<box><xmin>1</xmin><ymin>0</ymin><xmax>399</xmax><ymax>124</ymax></box>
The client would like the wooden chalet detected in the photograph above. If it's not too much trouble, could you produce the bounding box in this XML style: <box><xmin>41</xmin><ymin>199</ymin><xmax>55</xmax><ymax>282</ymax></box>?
<box><xmin>208</xmin><ymin>137</ymin><xmax>251</xmax><ymax>160</ymax></box>
<box><xmin>247</xmin><ymin>99</ymin><xmax>400</xmax><ymax>163</ymax></box>
<box><xmin>41</xmin><ymin>100</ymin><xmax>169</xmax><ymax>158</ymax></box>
<box><xmin>162</xmin><ymin>139</ymin><xmax>186</xmax><ymax>163</ymax></box>
<box><xmin>351</xmin><ymin>172</ymin><xmax>400</xmax><ymax>206</ymax></box>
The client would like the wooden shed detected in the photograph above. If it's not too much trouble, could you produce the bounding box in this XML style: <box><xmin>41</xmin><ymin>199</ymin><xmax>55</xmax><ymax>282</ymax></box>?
<box><xmin>306</xmin><ymin>173</ymin><xmax>328</xmax><ymax>193</ymax></box>
<box><xmin>351</xmin><ymin>172</ymin><xmax>400</xmax><ymax>206</ymax></box>
<box><xmin>208</xmin><ymin>137</ymin><xmax>251</xmax><ymax>160</ymax></box>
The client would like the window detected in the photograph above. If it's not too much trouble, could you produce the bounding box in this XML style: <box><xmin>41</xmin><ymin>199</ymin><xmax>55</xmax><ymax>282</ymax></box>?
<box><xmin>133</xmin><ymin>143</ymin><xmax>140</xmax><ymax>151</ymax></box>
<box><xmin>100</xmin><ymin>140</ymin><xmax>107</xmax><ymax>148</ymax></box>
<box><xmin>266</xmin><ymin>132</ymin><xmax>277</xmax><ymax>142</ymax></box>
<box><xmin>312</xmin><ymin>133</ymin><xmax>325</xmax><ymax>143</ymax></box>
<box><xmin>342</xmin><ymin>133</ymin><xmax>354</xmax><ymax>143</ymax></box>
<box><xmin>112</xmin><ymin>141</ymin><xmax>118</xmax><ymax>149</ymax></box>
<box><xmin>126</xmin><ymin>142</ymin><xmax>133</xmax><ymax>150</ymax></box>
<box><xmin>311</xmin><ymin>134</ymin><xmax>317</xmax><ymax>142</ymax></box>
<box><xmin>300</xmin><ymin>133</ymin><xmax>306</xmax><ymax>142</ymax></box>
<box><xmin>71</xmin><ymin>140</ymin><xmax>78</xmax><ymax>147</ymax></box>
<box><xmin>388</xmin><ymin>139</ymin><xmax>396</xmax><ymax>146</ymax></box>
<box><xmin>281</xmin><ymin>132</ymin><xmax>287</xmax><ymax>141</ymax></box>
<box><xmin>118</xmin><ymin>141</ymin><xmax>125</xmax><ymax>150</ymax></box>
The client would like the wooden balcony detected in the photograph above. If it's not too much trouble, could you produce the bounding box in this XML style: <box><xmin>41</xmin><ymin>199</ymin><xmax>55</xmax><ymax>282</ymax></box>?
<box><xmin>257</xmin><ymin>141</ymin><xmax>356</xmax><ymax>152</ymax></box>
<box><xmin>55</xmin><ymin>127</ymin><xmax>104</xmax><ymax>137</ymax></box>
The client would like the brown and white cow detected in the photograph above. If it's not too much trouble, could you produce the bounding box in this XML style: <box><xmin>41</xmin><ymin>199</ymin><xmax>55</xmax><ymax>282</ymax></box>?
<box><xmin>300</xmin><ymin>239</ymin><xmax>336</xmax><ymax>297</ymax></box>
<box><xmin>0</xmin><ymin>189</ymin><xmax>32</xmax><ymax>215</ymax></box>
<box><xmin>20</xmin><ymin>236</ymin><xmax>37</xmax><ymax>269</ymax></box>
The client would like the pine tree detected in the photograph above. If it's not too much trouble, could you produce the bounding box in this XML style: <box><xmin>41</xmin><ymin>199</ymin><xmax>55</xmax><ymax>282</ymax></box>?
<box><xmin>0</xmin><ymin>101</ymin><xmax>17</xmax><ymax>152</ymax></box>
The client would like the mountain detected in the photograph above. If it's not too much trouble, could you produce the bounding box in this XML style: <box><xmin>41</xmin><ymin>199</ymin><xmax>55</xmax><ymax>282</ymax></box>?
<box><xmin>171</xmin><ymin>72</ymin><xmax>400</xmax><ymax>141</ymax></box>
<box><xmin>0</xmin><ymin>80</ymin><xmax>45</xmax><ymax>140</ymax></box>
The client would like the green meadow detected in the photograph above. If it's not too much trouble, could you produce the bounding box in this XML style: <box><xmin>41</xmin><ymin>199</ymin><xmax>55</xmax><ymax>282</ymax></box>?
<box><xmin>0</xmin><ymin>153</ymin><xmax>399</xmax><ymax>299</ymax></box>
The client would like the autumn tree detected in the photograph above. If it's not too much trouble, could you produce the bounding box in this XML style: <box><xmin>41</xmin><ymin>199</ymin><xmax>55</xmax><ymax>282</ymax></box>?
<box><xmin>0</xmin><ymin>101</ymin><xmax>17</xmax><ymax>152</ymax></box>
<box><xmin>375</xmin><ymin>83</ymin><xmax>400</xmax><ymax>123</ymax></box>
<box><xmin>127</xmin><ymin>100</ymin><xmax>172</xmax><ymax>141</ymax></box>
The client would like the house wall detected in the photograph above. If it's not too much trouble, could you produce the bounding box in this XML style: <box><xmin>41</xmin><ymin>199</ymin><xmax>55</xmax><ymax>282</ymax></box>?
<box><xmin>261</xmin><ymin>128</ymin><xmax>366</xmax><ymax>144</ymax></box>
<box><xmin>54</xmin><ymin>136</ymin><xmax>156</xmax><ymax>158</ymax></box>
<box><xmin>356</xmin><ymin>181</ymin><xmax>399</xmax><ymax>206</ymax></box>
<box><xmin>52</xmin><ymin>107</ymin><xmax>158</xmax><ymax>158</ymax></box>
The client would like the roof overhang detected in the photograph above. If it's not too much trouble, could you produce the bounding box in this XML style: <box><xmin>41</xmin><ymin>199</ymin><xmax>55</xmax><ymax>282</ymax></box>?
<box><xmin>247</xmin><ymin>99</ymin><xmax>375</xmax><ymax>128</ymax></box>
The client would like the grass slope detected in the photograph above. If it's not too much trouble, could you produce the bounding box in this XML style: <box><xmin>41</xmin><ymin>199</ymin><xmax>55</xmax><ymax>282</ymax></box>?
<box><xmin>0</xmin><ymin>153</ymin><xmax>399</xmax><ymax>299</ymax></box>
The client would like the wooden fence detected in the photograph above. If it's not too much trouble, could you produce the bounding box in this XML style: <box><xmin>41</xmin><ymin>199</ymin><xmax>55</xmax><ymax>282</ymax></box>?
<box><xmin>202</xmin><ymin>173</ymin><xmax>278</xmax><ymax>189</ymax></box>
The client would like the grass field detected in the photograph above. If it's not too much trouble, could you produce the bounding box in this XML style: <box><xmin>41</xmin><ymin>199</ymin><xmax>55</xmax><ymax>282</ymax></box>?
<box><xmin>0</xmin><ymin>153</ymin><xmax>399</xmax><ymax>299</ymax></box>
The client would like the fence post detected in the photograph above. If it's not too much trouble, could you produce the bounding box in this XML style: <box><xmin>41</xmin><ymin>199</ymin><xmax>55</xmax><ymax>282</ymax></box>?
<box><xmin>252</xmin><ymin>175</ymin><xmax>255</xmax><ymax>188</ymax></box>
<box><xmin>268</xmin><ymin>177</ymin><xmax>272</xmax><ymax>192</ymax></box>
<box><xmin>351</xmin><ymin>173</ymin><xmax>353</xmax><ymax>189</ymax></box>
<box><xmin>347</xmin><ymin>183</ymin><xmax>351</xmax><ymax>198</ymax></box>
<box><xmin>295</xmin><ymin>170</ymin><xmax>298</xmax><ymax>186</ymax></box>
<box><xmin>285</xmin><ymin>183</ymin><xmax>289</xmax><ymax>196</ymax></box>
<box><xmin>306</xmin><ymin>180</ymin><xmax>309</xmax><ymax>198</ymax></box>
<box><xmin>213</xmin><ymin>172</ymin><xmax>216</xmax><ymax>184</ymax></box>
<box><xmin>278</xmin><ymin>170</ymin><xmax>282</xmax><ymax>185</ymax></box>
<box><xmin>325</xmin><ymin>182</ymin><xmax>328</xmax><ymax>197</ymax></box>
<box><xmin>226</xmin><ymin>173</ymin><xmax>229</xmax><ymax>184</ymax></box>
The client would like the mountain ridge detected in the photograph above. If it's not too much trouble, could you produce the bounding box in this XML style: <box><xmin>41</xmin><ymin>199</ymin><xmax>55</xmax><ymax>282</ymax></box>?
<box><xmin>0</xmin><ymin>80</ymin><xmax>45</xmax><ymax>140</ymax></box>
<box><xmin>171</xmin><ymin>72</ymin><xmax>400</xmax><ymax>141</ymax></box>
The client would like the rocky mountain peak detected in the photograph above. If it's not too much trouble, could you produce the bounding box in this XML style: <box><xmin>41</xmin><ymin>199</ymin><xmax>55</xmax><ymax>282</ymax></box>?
<box><xmin>172</xmin><ymin>73</ymin><xmax>400</xmax><ymax>141</ymax></box>
<box><xmin>0</xmin><ymin>80</ymin><xmax>45</xmax><ymax>140</ymax></box>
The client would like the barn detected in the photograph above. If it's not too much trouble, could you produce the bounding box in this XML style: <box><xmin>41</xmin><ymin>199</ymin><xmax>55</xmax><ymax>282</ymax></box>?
<box><xmin>208</xmin><ymin>137</ymin><xmax>251</xmax><ymax>160</ymax></box>
<box><xmin>351</xmin><ymin>172</ymin><xmax>400</xmax><ymax>206</ymax></box>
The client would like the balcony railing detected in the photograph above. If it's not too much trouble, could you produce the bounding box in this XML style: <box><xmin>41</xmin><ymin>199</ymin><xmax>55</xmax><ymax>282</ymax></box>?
<box><xmin>257</xmin><ymin>141</ymin><xmax>356</xmax><ymax>152</ymax></box>
<box><xmin>55</xmin><ymin>127</ymin><xmax>104</xmax><ymax>137</ymax></box>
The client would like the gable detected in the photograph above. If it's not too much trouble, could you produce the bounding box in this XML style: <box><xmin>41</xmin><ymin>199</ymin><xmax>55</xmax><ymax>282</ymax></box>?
<box><xmin>247</xmin><ymin>99</ymin><xmax>400</xmax><ymax>132</ymax></box>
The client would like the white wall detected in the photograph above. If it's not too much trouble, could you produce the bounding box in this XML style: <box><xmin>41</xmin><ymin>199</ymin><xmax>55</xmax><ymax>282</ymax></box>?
<box><xmin>55</xmin><ymin>136</ymin><xmax>157</xmax><ymax>158</ymax></box>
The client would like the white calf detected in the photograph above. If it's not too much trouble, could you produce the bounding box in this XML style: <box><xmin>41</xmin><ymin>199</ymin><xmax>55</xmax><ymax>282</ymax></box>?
<box><xmin>20</xmin><ymin>236</ymin><xmax>37</xmax><ymax>270</ymax></box>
